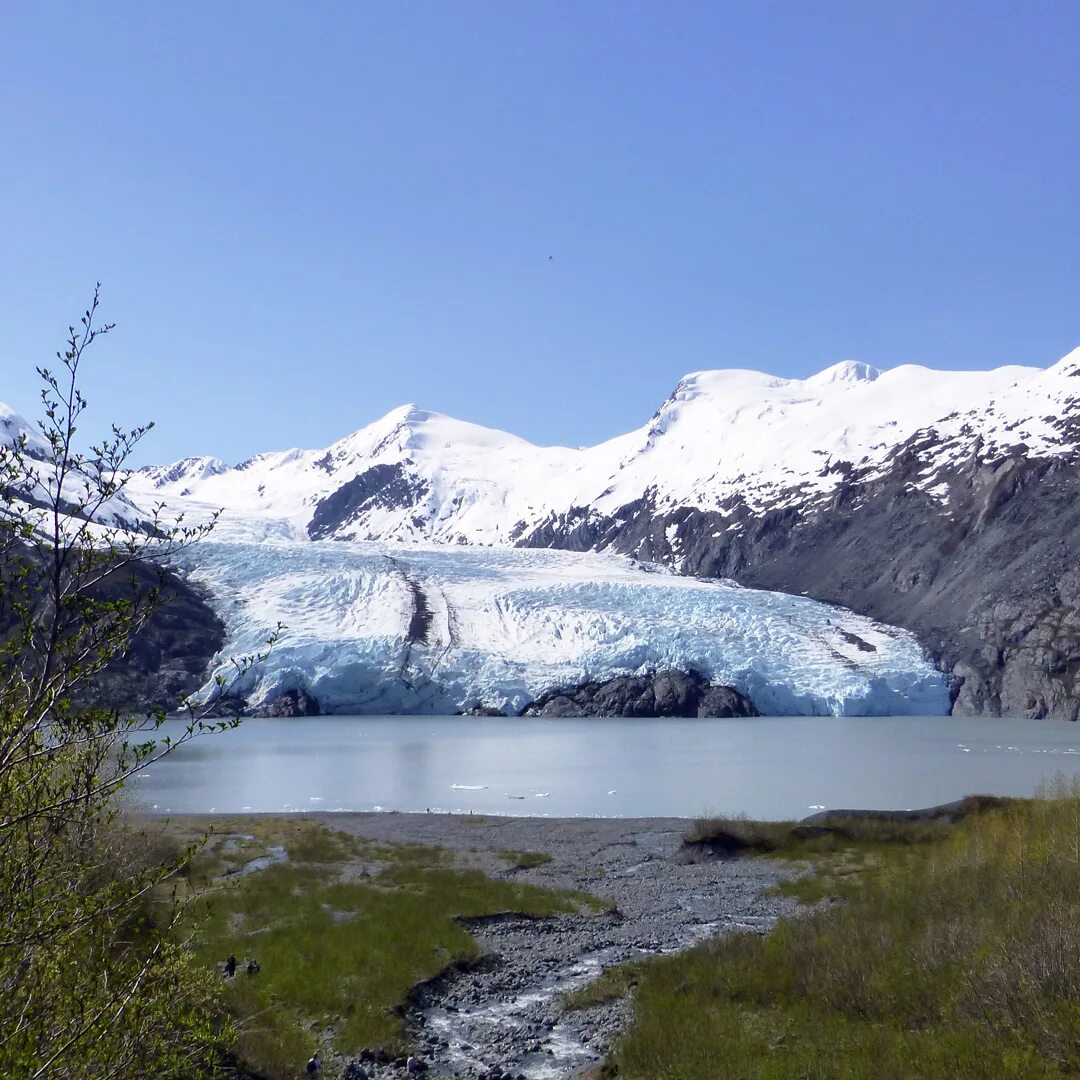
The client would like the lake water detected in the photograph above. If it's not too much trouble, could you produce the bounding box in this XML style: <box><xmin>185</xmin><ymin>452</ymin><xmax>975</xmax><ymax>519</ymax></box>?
<box><xmin>137</xmin><ymin>712</ymin><xmax>1080</xmax><ymax>820</ymax></box>
<box><xmin>134</xmin><ymin>714</ymin><xmax>1080</xmax><ymax>821</ymax></box>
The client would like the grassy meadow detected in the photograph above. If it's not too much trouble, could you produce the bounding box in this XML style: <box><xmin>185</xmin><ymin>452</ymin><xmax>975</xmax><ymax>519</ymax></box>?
<box><xmin>151</xmin><ymin>784</ymin><xmax>1080</xmax><ymax>1080</ymax></box>
<box><xmin>161</xmin><ymin>817</ymin><xmax>602</xmax><ymax>1079</ymax></box>
<box><xmin>575</xmin><ymin>782</ymin><xmax>1080</xmax><ymax>1079</ymax></box>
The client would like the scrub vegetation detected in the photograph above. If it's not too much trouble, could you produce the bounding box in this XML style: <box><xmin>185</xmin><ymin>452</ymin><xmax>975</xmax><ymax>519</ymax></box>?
<box><xmin>497</xmin><ymin>847</ymin><xmax>554</xmax><ymax>869</ymax></box>
<box><xmin>0</xmin><ymin>297</ymin><xmax>608</xmax><ymax>1080</ymax></box>
<box><xmin>168</xmin><ymin>817</ymin><xmax>603</xmax><ymax>1078</ymax></box>
<box><xmin>578</xmin><ymin>784</ymin><xmax>1080</xmax><ymax>1079</ymax></box>
<box><xmin>0</xmin><ymin>293</ymin><xmax>272</xmax><ymax>1080</ymax></box>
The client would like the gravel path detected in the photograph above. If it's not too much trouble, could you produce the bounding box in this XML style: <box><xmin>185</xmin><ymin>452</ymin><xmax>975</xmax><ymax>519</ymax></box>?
<box><xmin>316</xmin><ymin>813</ymin><xmax>802</xmax><ymax>1080</ymax></box>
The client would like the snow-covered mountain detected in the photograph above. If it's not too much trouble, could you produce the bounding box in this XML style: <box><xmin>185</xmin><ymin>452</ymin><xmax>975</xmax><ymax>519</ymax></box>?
<box><xmin>0</xmin><ymin>402</ymin><xmax>51</xmax><ymax>456</ymax></box>
<box><xmin>0</xmin><ymin>402</ymin><xmax>143</xmax><ymax>530</ymax></box>
<box><xmin>7</xmin><ymin>347</ymin><xmax>1080</xmax><ymax>718</ymax></box>
<box><xmin>128</xmin><ymin>354</ymin><xmax>1079</xmax><ymax>550</ymax></box>
<box><xmin>128</xmin><ymin>348</ymin><xmax>1080</xmax><ymax>719</ymax></box>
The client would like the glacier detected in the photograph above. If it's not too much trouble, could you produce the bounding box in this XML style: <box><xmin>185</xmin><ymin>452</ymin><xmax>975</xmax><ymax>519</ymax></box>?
<box><xmin>180</xmin><ymin>540</ymin><xmax>949</xmax><ymax>717</ymax></box>
<box><xmin>15</xmin><ymin>346</ymin><xmax>1076</xmax><ymax>719</ymax></box>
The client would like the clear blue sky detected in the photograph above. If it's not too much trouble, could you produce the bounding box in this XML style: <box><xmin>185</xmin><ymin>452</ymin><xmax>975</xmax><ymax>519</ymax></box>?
<box><xmin>2</xmin><ymin>2</ymin><xmax>1079</xmax><ymax>464</ymax></box>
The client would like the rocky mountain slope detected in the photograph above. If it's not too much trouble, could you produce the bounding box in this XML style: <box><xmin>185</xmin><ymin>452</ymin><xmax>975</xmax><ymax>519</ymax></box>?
<box><xmin>521</xmin><ymin>351</ymin><xmax>1080</xmax><ymax>719</ymax></box>
<box><xmin>132</xmin><ymin>360</ymin><xmax>1038</xmax><ymax>546</ymax></box>
<box><xmin>0</xmin><ymin>407</ymin><xmax>221</xmax><ymax>711</ymax></box>
<box><xmin>7</xmin><ymin>346</ymin><xmax>1080</xmax><ymax>717</ymax></box>
<box><xmin>0</xmin><ymin>402</ymin><xmax>143</xmax><ymax>529</ymax></box>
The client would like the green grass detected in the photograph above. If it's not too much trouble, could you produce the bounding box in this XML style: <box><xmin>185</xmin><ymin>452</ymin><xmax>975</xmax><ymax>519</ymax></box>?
<box><xmin>588</xmin><ymin>782</ymin><xmax>1080</xmax><ymax>1079</ymax></box>
<box><xmin>564</xmin><ymin>814</ymin><xmax>953</xmax><ymax>1014</ymax></box>
<box><xmin>682</xmin><ymin>809</ymin><xmax>975</xmax><ymax>856</ymax></box>
<box><xmin>170</xmin><ymin>818</ymin><xmax>603</xmax><ymax>1079</ymax></box>
<box><xmin>497</xmin><ymin>848</ymin><xmax>554</xmax><ymax>869</ymax></box>
<box><xmin>683</xmin><ymin>802</ymin><xmax>1009</xmax><ymax>905</ymax></box>
<box><xmin>565</xmin><ymin>958</ymin><xmax>650</xmax><ymax>1011</ymax></box>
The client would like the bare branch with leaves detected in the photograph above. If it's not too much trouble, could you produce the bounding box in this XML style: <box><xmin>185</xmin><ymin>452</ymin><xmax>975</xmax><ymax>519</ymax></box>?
<box><xmin>0</xmin><ymin>289</ymin><xmax>277</xmax><ymax>1078</ymax></box>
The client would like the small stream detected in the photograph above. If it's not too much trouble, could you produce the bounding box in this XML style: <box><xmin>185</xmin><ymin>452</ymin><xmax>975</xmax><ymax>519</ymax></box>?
<box><xmin>417</xmin><ymin>914</ymin><xmax>778</xmax><ymax>1078</ymax></box>
<box><xmin>423</xmin><ymin>943</ymin><xmax>626</xmax><ymax>1078</ymax></box>
<box><xmin>240</xmin><ymin>844</ymin><xmax>288</xmax><ymax>874</ymax></box>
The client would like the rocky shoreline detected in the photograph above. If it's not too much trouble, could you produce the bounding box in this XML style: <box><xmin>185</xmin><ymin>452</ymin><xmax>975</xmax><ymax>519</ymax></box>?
<box><xmin>314</xmin><ymin>813</ymin><xmax>803</xmax><ymax>1079</ymax></box>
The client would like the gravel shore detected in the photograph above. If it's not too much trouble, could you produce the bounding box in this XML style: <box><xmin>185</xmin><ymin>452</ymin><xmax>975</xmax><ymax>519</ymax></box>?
<box><xmin>314</xmin><ymin>813</ymin><xmax>803</xmax><ymax>1079</ymax></box>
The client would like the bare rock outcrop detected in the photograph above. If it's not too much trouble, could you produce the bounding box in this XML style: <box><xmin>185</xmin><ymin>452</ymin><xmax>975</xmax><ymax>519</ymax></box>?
<box><xmin>522</xmin><ymin>669</ymin><xmax>759</xmax><ymax>718</ymax></box>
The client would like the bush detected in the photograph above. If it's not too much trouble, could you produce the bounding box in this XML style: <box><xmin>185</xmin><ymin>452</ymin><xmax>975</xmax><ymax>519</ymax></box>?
<box><xmin>611</xmin><ymin>780</ymin><xmax>1080</xmax><ymax>1078</ymax></box>
<box><xmin>0</xmin><ymin>292</ymin><xmax>273</xmax><ymax>1078</ymax></box>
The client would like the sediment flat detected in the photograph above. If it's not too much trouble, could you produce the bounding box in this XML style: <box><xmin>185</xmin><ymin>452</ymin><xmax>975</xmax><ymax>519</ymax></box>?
<box><xmin>298</xmin><ymin>812</ymin><xmax>802</xmax><ymax>1079</ymax></box>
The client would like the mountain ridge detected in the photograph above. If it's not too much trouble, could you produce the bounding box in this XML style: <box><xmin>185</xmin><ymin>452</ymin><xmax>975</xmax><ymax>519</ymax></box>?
<box><xmin>127</xmin><ymin>356</ymin><xmax>1061</xmax><ymax>547</ymax></box>
<box><xmin>6</xmin><ymin>349</ymin><xmax>1080</xmax><ymax>717</ymax></box>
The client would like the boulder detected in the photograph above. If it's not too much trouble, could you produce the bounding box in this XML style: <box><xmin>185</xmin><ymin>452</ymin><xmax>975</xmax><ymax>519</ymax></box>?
<box><xmin>522</xmin><ymin>669</ymin><xmax>758</xmax><ymax>718</ymax></box>
<box><xmin>253</xmin><ymin>688</ymin><xmax>321</xmax><ymax>718</ymax></box>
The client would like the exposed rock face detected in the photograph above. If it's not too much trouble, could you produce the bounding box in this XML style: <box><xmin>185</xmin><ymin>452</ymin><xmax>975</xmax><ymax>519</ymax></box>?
<box><xmin>520</xmin><ymin>441</ymin><xmax>1080</xmax><ymax>720</ymax></box>
<box><xmin>107</xmin><ymin>571</ymin><xmax>226</xmax><ymax>711</ymax></box>
<box><xmin>308</xmin><ymin>463</ymin><xmax>429</xmax><ymax>541</ymax></box>
<box><xmin>112</xmin><ymin>435</ymin><xmax>1080</xmax><ymax>719</ymax></box>
<box><xmin>522</xmin><ymin>669</ymin><xmax>759</xmax><ymax>718</ymax></box>
<box><xmin>458</xmin><ymin>704</ymin><xmax>507</xmax><ymax>717</ymax></box>
<box><xmin>252</xmin><ymin>688</ymin><xmax>321</xmax><ymax>717</ymax></box>
<box><xmin>116</xmin><ymin>354</ymin><xmax>1080</xmax><ymax>718</ymax></box>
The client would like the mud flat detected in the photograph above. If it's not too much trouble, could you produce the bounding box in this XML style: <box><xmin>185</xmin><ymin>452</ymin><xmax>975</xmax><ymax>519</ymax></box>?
<box><xmin>315</xmin><ymin>813</ymin><xmax>802</xmax><ymax>1079</ymax></box>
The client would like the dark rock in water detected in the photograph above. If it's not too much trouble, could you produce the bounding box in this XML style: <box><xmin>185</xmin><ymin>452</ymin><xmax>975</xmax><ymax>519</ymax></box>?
<box><xmin>253</xmin><ymin>688</ymin><xmax>321</xmax><ymax>718</ymax></box>
<box><xmin>697</xmin><ymin>682</ymin><xmax>758</xmax><ymax>717</ymax></box>
<box><xmin>522</xmin><ymin>669</ymin><xmax>758</xmax><ymax>718</ymax></box>
<box><xmin>458</xmin><ymin>704</ymin><xmax>507</xmax><ymax>717</ymax></box>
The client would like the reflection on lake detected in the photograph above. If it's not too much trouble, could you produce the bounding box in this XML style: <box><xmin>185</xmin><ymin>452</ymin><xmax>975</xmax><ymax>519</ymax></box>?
<box><xmin>135</xmin><ymin>714</ymin><xmax>1080</xmax><ymax>821</ymax></box>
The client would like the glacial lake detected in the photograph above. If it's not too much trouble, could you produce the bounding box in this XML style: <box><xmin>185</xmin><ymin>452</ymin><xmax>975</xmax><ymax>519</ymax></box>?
<box><xmin>131</xmin><ymin>714</ymin><xmax>1080</xmax><ymax>820</ymax></box>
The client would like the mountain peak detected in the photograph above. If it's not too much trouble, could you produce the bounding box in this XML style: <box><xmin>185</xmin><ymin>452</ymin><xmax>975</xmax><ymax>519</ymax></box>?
<box><xmin>138</xmin><ymin>455</ymin><xmax>230</xmax><ymax>489</ymax></box>
<box><xmin>805</xmin><ymin>360</ymin><xmax>881</xmax><ymax>387</ymax></box>
<box><xmin>667</xmin><ymin>360</ymin><xmax>882</xmax><ymax>404</ymax></box>
<box><xmin>114</xmin><ymin>350</ymin><xmax>1069</xmax><ymax>546</ymax></box>
<box><xmin>386</xmin><ymin>403</ymin><xmax>429</xmax><ymax>424</ymax></box>
<box><xmin>0</xmin><ymin>403</ymin><xmax>47</xmax><ymax>454</ymax></box>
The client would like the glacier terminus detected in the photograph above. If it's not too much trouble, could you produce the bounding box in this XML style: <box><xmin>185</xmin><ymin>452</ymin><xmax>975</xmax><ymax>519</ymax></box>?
<box><xmin>177</xmin><ymin>540</ymin><xmax>948</xmax><ymax>717</ymax></box>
